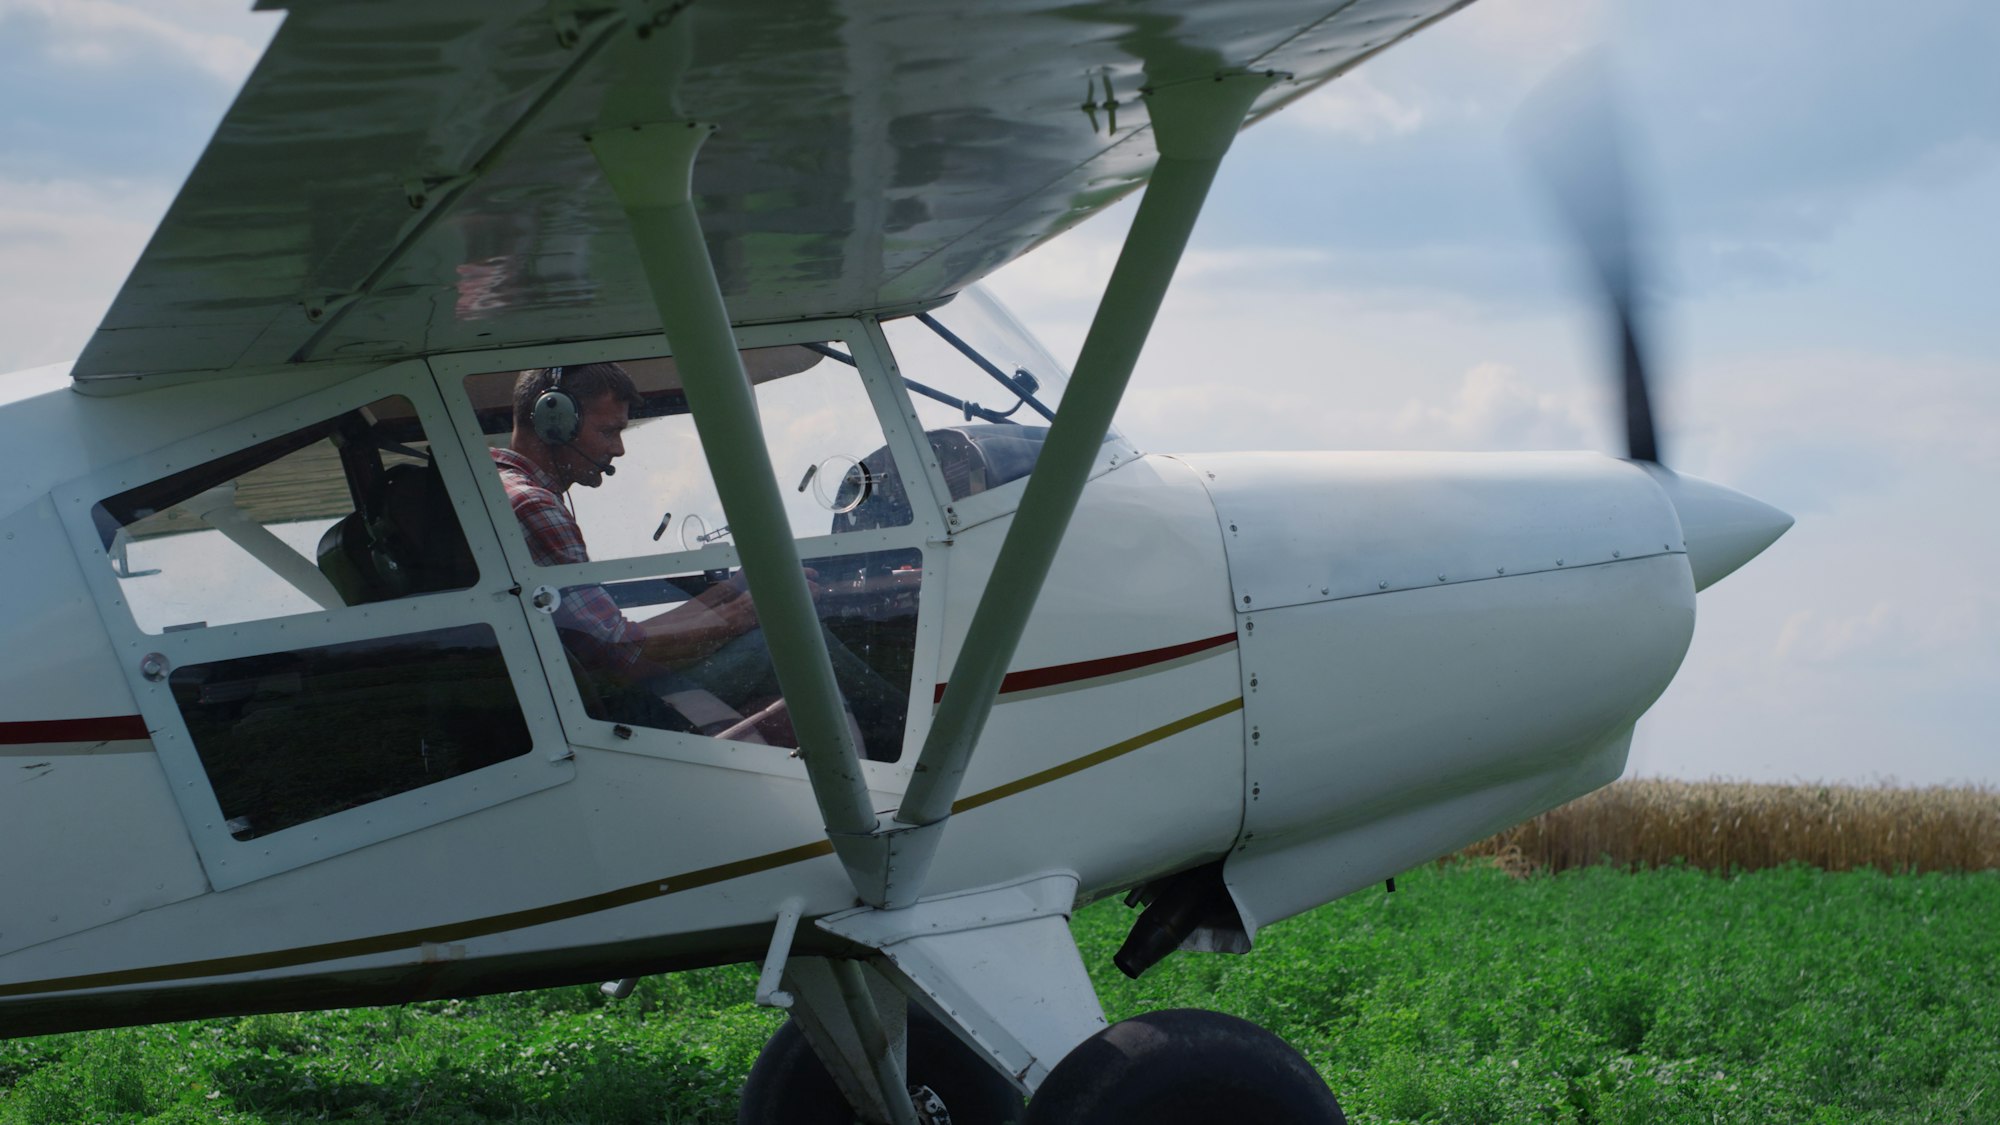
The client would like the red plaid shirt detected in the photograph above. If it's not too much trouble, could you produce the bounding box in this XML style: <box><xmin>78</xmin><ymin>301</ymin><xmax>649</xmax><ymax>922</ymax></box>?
<box><xmin>491</xmin><ymin>448</ymin><xmax>642</xmax><ymax>671</ymax></box>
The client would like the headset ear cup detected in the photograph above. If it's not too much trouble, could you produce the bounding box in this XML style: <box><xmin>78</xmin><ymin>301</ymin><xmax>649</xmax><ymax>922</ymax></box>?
<box><xmin>532</xmin><ymin>388</ymin><xmax>579</xmax><ymax>445</ymax></box>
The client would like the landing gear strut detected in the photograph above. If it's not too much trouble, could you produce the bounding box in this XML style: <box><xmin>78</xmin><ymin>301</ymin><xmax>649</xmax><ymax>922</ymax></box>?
<box><xmin>739</xmin><ymin>1003</ymin><xmax>1025</xmax><ymax>1125</ymax></box>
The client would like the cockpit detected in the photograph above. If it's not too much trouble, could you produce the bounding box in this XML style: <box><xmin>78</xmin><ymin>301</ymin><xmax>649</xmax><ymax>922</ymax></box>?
<box><xmin>72</xmin><ymin>285</ymin><xmax>1130</xmax><ymax>878</ymax></box>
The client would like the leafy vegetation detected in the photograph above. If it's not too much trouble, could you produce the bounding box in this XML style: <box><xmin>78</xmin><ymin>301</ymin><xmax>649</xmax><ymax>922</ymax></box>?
<box><xmin>5</xmin><ymin>863</ymin><xmax>1996</xmax><ymax>1123</ymax></box>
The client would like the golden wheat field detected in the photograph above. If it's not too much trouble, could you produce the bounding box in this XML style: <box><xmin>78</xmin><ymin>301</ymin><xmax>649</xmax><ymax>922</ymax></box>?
<box><xmin>1455</xmin><ymin>779</ymin><xmax>2000</xmax><ymax>874</ymax></box>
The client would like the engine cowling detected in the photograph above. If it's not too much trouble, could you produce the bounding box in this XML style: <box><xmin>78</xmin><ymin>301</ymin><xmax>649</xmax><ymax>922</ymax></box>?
<box><xmin>1176</xmin><ymin>450</ymin><xmax>1770</xmax><ymax>936</ymax></box>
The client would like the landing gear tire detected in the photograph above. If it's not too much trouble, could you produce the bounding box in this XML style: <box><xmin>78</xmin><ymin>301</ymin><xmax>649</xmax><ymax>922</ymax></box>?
<box><xmin>738</xmin><ymin>1003</ymin><xmax>1025</xmax><ymax>1125</ymax></box>
<box><xmin>1023</xmin><ymin>1009</ymin><xmax>1345</xmax><ymax>1125</ymax></box>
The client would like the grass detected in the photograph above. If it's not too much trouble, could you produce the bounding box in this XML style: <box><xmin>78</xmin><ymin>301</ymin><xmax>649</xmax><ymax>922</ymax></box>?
<box><xmin>1455</xmin><ymin>780</ymin><xmax>2000</xmax><ymax>875</ymax></box>
<box><xmin>6</xmin><ymin>862</ymin><xmax>1998</xmax><ymax>1124</ymax></box>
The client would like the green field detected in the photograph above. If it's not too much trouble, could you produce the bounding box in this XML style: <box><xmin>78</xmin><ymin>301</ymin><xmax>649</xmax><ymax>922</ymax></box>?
<box><xmin>5</xmin><ymin>863</ymin><xmax>1996</xmax><ymax>1124</ymax></box>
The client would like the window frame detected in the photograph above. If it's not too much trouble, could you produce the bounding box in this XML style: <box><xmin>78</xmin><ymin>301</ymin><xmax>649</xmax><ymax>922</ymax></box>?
<box><xmin>428</xmin><ymin>320</ymin><xmax>949</xmax><ymax>781</ymax></box>
<box><xmin>54</xmin><ymin>360</ymin><xmax>573</xmax><ymax>890</ymax></box>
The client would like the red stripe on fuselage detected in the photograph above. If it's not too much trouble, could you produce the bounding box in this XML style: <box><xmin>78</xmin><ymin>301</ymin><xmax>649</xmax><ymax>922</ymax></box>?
<box><xmin>0</xmin><ymin>716</ymin><xmax>151</xmax><ymax>745</ymax></box>
<box><xmin>932</xmin><ymin>632</ymin><xmax>1238</xmax><ymax>705</ymax></box>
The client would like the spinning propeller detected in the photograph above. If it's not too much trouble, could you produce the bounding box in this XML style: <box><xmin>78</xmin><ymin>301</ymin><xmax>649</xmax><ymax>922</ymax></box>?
<box><xmin>1516</xmin><ymin>55</ymin><xmax>1664</xmax><ymax>465</ymax></box>
<box><xmin>1518</xmin><ymin>58</ymin><xmax>1792</xmax><ymax>589</ymax></box>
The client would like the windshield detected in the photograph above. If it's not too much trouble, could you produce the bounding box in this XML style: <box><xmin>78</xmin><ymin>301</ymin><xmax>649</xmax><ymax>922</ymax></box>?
<box><xmin>884</xmin><ymin>286</ymin><xmax>1128</xmax><ymax>442</ymax></box>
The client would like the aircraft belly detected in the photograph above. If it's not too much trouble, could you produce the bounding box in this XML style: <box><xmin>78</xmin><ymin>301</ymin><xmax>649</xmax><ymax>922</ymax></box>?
<box><xmin>0</xmin><ymin>919</ymin><xmax>786</xmax><ymax>1039</ymax></box>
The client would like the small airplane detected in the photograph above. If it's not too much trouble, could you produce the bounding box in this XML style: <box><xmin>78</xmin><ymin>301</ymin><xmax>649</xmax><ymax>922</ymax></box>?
<box><xmin>0</xmin><ymin>2</ymin><xmax>1791</xmax><ymax>1122</ymax></box>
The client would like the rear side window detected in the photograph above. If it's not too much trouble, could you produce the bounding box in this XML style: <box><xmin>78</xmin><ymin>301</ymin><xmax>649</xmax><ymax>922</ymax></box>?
<box><xmin>91</xmin><ymin>395</ymin><xmax>476</xmax><ymax>632</ymax></box>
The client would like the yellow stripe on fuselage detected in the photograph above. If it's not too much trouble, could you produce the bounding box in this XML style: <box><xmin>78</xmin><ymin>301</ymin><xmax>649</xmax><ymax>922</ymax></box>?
<box><xmin>0</xmin><ymin>697</ymin><xmax>1244</xmax><ymax>999</ymax></box>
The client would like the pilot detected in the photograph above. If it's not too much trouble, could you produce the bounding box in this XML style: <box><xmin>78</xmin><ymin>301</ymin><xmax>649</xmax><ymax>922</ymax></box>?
<box><xmin>492</xmin><ymin>363</ymin><xmax>897</xmax><ymax>752</ymax></box>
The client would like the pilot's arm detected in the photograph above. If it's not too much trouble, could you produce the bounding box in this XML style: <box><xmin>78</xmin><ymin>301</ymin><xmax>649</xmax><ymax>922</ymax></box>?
<box><xmin>633</xmin><ymin>568</ymin><xmax>823</xmax><ymax>669</ymax></box>
<box><xmin>634</xmin><ymin>577</ymin><xmax>759</xmax><ymax>667</ymax></box>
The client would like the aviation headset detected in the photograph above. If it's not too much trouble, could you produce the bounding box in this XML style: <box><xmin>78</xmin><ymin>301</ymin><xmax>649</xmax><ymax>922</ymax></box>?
<box><xmin>530</xmin><ymin>365</ymin><xmax>618</xmax><ymax>478</ymax></box>
<box><xmin>530</xmin><ymin>365</ymin><xmax>582</xmax><ymax>446</ymax></box>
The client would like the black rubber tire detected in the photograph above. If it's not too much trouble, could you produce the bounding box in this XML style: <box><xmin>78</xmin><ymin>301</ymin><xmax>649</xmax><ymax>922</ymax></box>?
<box><xmin>1023</xmin><ymin>1009</ymin><xmax>1345</xmax><ymax>1125</ymax></box>
<box><xmin>738</xmin><ymin>1003</ymin><xmax>1025</xmax><ymax>1125</ymax></box>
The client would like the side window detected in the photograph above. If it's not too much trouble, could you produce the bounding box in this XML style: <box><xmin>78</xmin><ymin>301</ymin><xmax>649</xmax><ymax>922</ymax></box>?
<box><xmin>460</xmin><ymin>345</ymin><xmax>910</xmax><ymax>562</ymax></box>
<box><xmin>91</xmin><ymin>395</ymin><xmax>476</xmax><ymax>632</ymax></box>
<box><xmin>553</xmin><ymin>548</ymin><xmax>920</xmax><ymax>762</ymax></box>
<box><xmin>85</xmin><ymin>394</ymin><xmax>539</xmax><ymax>852</ymax></box>
<box><xmin>463</xmin><ymin>347</ymin><xmax>924</xmax><ymax>763</ymax></box>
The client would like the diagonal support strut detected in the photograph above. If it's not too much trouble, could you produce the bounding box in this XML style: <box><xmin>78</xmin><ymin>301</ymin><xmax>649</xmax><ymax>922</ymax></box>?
<box><xmin>882</xmin><ymin>70</ymin><xmax>1280</xmax><ymax>906</ymax></box>
<box><xmin>589</xmin><ymin>119</ymin><xmax>884</xmax><ymax>892</ymax></box>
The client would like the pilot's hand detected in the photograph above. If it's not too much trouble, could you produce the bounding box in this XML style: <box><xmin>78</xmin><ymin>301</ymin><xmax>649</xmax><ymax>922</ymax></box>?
<box><xmin>690</xmin><ymin>567</ymin><xmax>822</xmax><ymax>627</ymax></box>
<box><xmin>693</xmin><ymin>575</ymin><xmax>759</xmax><ymax>636</ymax></box>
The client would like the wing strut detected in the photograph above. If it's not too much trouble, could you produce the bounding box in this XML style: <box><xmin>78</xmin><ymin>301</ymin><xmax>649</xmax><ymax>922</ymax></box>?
<box><xmin>588</xmin><ymin>85</ymin><xmax>883</xmax><ymax>893</ymax></box>
<box><xmin>882</xmin><ymin>70</ymin><xmax>1279</xmax><ymax>907</ymax></box>
<box><xmin>589</xmin><ymin>17</ymin><xmax>1274</xmax><ymax>905</ymax></box>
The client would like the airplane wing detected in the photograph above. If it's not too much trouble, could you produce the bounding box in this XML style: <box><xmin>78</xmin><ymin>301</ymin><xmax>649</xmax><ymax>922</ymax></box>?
<box><xmin>70</xmin><ymin>0</ymin><xmax>1470</xmax><ymax>391</ymax></box>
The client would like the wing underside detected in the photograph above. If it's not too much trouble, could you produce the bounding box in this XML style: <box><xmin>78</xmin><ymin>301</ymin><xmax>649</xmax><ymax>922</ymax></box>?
<box><xmin>70</xmin><ymin>0</ymin><xmax>1469</xmax><ymax>390</ymax></box>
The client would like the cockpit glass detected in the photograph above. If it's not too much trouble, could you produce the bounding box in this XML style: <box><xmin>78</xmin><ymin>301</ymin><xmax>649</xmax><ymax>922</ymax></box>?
<box><xmin>90</xmin><ymin>395</ymin><xmax>475</xmax><ymax>633</ymax></box>
<box><xmin>462</xmin><ymin>348</ymin><xmax>923</xmax><ymax>761</ymax></box>
<box><xmin>461</xmin><ymin>343</ymin><xmax>910</xmax><ymax>566</ymax></box>
<box><xmin>879</xmin><ymin>286</ymin><xmax>1130</xmax><ymax>502</ymax></box>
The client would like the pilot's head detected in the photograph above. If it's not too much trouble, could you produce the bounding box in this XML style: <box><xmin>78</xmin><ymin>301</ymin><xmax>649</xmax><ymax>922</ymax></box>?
<box><xmin>512</xmin><ymin>362</ymin><xmax>643</xmax><ymax>489</ymax></box>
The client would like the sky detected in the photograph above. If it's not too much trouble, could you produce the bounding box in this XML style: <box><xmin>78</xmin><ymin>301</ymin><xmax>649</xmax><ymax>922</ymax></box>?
<box><xmin>1</xmin><ymin>0</ymin><xmax>1993</xmax><ymax>785</ymax></box>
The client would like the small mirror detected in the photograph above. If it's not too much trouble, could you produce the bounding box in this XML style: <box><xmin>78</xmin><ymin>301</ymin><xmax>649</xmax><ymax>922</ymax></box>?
<box><xmin>809</xmin><ymin>456</ymin><xmax>874</xmax><ymax>514</ymax></box>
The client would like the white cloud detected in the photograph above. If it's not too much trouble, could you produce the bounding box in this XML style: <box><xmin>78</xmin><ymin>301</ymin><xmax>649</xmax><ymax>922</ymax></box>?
<box><xmin>1265</xmin><ymin>0</ymin><xmax>1605</xmax><ymax>144</ymax></box>
<box><xmin>993</xmin><ymin>219</ymin><xmax>1128</xmax><ymax>308</ymax></box>
<box><xmin>1389</xmin><ymin>361</ymin><xmax>1597</xmax><ymax>449</ymax></box>
<box><xmin>1442</xmin><ymin>0</ymin><xmax>1605</xmax><ymax>61</ymax></box>
<box><xmin>0</xmin><ymin>0</ymin><xmax>275</xmax><ymax>84</ymax></box>
<box><xmin>1285</xmin><ymin>72</ymin><xmax>1426</xmax><ymax>141</ymax></box>
<box><xmin>0</xmin><ymin>3</ymin><xmax>278</xmax><ymax>374</ymax></box>
<box><xmin>1176</xmin><ymin>246</ymin><xmax>1332</xmax><ymax>281</ymax></box>
<box><xmin>990</xmin><ymin>212</ymin><xmax>1607</xmax><ymax>457</ymax></box>
<box><xmin>1668</xmin><ymin>348</ymin><xmax>2000</xmax><ymax>494</ymax></box>
<box><xmin>0</xmin><ymin>175</ymin><xmax>172</xmax><ymax>373</ymax></box>
<box><xmin>1775</xmin><ymin>603</ymin><xmax>1890</xmax><ymax>665</ymax></box>
<box><xmin>1768</xmin><ymin>601</ymin><xmax>1993</xmax><ymax>667</ymax></box>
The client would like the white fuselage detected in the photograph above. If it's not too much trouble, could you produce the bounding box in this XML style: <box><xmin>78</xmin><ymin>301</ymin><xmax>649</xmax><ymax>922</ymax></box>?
<box><xmin>0</xmin><ymin>343</ymin><xmax>1764</xmax><ymax>1036</ymax></box>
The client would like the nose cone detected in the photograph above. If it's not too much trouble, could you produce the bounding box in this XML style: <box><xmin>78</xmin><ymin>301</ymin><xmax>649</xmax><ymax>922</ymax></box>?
<box><xmin>1640</xmin><ymin>465</ymin><xmax>1793</xmax><ymax>591</ymax></box>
